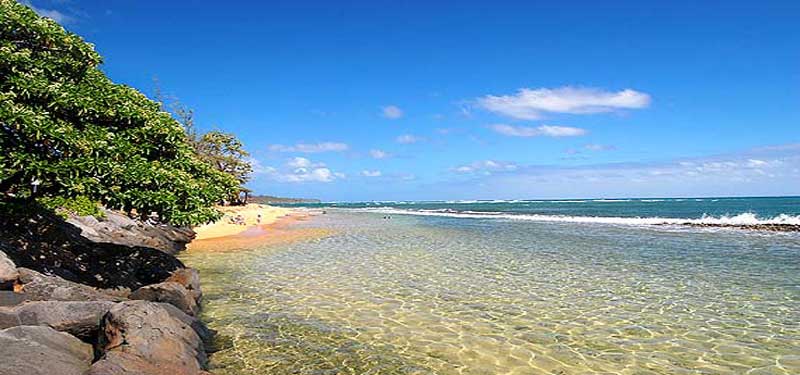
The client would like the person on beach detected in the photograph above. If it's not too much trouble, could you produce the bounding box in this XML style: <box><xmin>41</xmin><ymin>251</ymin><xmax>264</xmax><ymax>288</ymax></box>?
<box><xmin>257</xmin><ymin>213</ymin><xmax>262</xmax><ymax>224</ymax></box>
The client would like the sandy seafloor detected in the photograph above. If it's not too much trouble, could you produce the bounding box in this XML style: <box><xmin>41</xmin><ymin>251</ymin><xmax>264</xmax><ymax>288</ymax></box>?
<box><xmin>181</xmin><ymin>208</ymin><xmax>800</xmax><ymax>375</ymax></box>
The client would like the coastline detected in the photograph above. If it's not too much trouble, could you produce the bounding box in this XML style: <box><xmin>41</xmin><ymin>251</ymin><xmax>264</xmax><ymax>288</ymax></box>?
<box><xmin>0</xmin><ymin>204</ymin><xmax>319</xmax><ymax>375</ymax></box>
<box><xmin>188</xmin><ymin>208</ymin><xmax>332</xmax><ymax>252</ymax></box>
<box><xmin>193</xmin><ymin>204</ymin><xmax>293</xmax><ymax>240</ymax></box>
<box><xmin>174</xmin><ymin>208</ymin><xmax>800</xmax><ymax>374</ymax></box>
<box><xmin>0</xmin><ymin>208</ymin><xmax>214</xmax><ymax>374</ymax></box>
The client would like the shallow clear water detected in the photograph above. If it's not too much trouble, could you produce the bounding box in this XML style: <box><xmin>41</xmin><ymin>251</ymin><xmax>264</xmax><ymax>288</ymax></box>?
<box><xmin>182</xmin><ymin>210</ymin><xmax>800</xmax><ymax>374</ymax></box>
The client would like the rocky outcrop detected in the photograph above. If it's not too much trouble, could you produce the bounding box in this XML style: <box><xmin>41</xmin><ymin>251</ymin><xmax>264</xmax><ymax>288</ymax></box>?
<box><xmin>0</xmin><ymin>301</ymin><xmax>114</xmax><ymax>340</ymax></box>
<box><xmin>15</xmin><ymin>268</ymin><xmax>126</xmax><ymax>302</ymax></box>
<box><xmin>88</xmin><ymin>351</ymin><xmax>212</xmax><ymax>375</ymax></box>
<box><xmin>67</xmin><ymin>209</ymin><xmax>196</xmax><ymax>255</ymax></box>
<box><xmin>0</xmin><ymin>291</ymin><xmax>27</xmax><ymax>307</ymax></box>
<box><xmin>0</xmin><ymin>250</ymin><xmax>18</xmax><ymax>290</ymax></box>
<box><xmin>0</xmin><ymin>205</ymin><xmax>212</xmax><ymax>374</ymax></box>
<box><xmin>1</xmin><ymin>208</ymin><xmax>186</xmax><ymax>290</ymax></box>
<box><xmin>95</xmin><ymin>301</ymin><xmax>207</xmax><ymax>373</ymax></box>
<box><xmin>680</xmin><ymin>223</ymin><xmax>800</xmax><ymax>232</ymax></box>
<box><xmin>130</xmin><ymin>281</ymin><xmax>199</xmax><ymax>316</ymax></box>
<box><xmin>157</xmin><ymin>302</ymin><xmax>215</xmax><ymax>349</ymax></box>
<box><xmin>167</xmin><ymin>267</ymin><xmax>203</xmax><ymax>301</ymax></box>
<box><xmin>0</xmin><ymin>325</ymin><xmax>94</xmax><ymax>375</ymax></box>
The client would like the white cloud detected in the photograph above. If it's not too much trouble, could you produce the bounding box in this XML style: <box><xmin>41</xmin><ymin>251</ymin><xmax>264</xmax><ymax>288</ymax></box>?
<box><xmin>287</xmin><ymin>157</ymin><xmax>326</xmax><ymax>168</ymax></box>
<box><xmin>252</xmin><ymin>157</ymin><xmax>344</xmax><ymax>183</ymax></box>
<box><xmin>477</xmin><ymin>86</ymin><xmax>651</xmax><ymax>120</ymax></box>
<box><xmin>283</xmin><ymin>168</ymin><xmax>340</xmax><ymax>182</ymax></box>
<box><xmin>361</xmin><ymin>170</ymin><xmax>382</xmax><ymax>177</ymax></box>
<box><xmin>396</xmin><ymin>134</ymin><xmax>424</xmax><ymax>144</ymax></box>
<box><xmin>382</xmin><ymin>105</ymin><xmax>404</xmax><ymax>119</ymax></box>
<box><xmin>490</xmin><ymin>124</ymin><xmax>587</xmax><ymax>137</ymax></box>
<box><xmin>287</xmin><ymin>157</ymin><xmax>311</xmax><ymax>168</ymax></box>
<box><xmin>369</xmin><ymin>149</ymin><xmax>390</xmax><ymax>159</ymax></box>
<box><xmin>398</xmin><ymin>173</ymin><xmax>416</xmax><ymax>181</ymax></box>
<box><xmin>269</xmin><ymin>142</ymin><xmax>349</xmax><ymax>153</ymax></box>
<box><xmin>21</xmin><ymin>1</ymin><xmax>74</xmax><ymax>24</ymax></box>
<box><xmin>246</xmin><ymin>157</ymin><xmax>271</xmax><ymax>175</ymax></box>
<box><xmin>584</xmin><ymin>143</ymin><xmax>617</xmax><ymax>151</ymax></box>
<box><xmin>453</xmin><ymin>160</ymin><xmax>518</xmax><ymax>174</ymax></box>
<box><xmin>449</xmin><ymin>144</ymin><xmax>800</xmax><ymax>198</ymax></box>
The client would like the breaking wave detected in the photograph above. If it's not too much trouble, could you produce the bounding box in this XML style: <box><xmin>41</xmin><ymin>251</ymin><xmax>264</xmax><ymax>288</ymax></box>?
<box><xmin>354</xmin><ymin>208</ymin><xmax>800</xmax><ymax>227</ymax></box>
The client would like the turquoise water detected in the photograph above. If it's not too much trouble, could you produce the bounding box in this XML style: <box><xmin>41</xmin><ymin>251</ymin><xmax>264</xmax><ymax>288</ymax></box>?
<box><xmin>183</xmin><ymin>197</ymin><xmax>800</xmax><ymax>374</ymax></box>
<box><xmin>279</xmin><ymin>196</ymin><xmax>800</xmax><ymax>226</ymax></box>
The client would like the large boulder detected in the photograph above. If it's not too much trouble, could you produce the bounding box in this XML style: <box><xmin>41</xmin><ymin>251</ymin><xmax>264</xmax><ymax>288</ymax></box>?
<box><xmin>0</xmin><ymin>250</ymin><xmax>18</xmax><ymax>290</ymax></box>
<box><xmin>0</xmin><ymin>325</ymin><xmax>93</xmax><ymax>375</ymax></box>
<box><xmin>0</xmin><ymin>291</ymin><xmax>28</xmax><ymax>307</ymax></box>
<box><xmin>96</xmin><ymin>301</ymin><xmax>207</xmax><ymax>373</ymax></box>
<box><xmin>16</xmin><ymin>268</ymin><xmax>125</xmax><ymax>302</ymax></box>
<box><xmin>88</xmin><ymin>351</ymin><xmax>209</xmax><ymax>375</ymax></box>
<box><xmin>0</xmin><ymin>301</ymin><xmax>114</xmax><ymax>340</ymax></box>
<box><xmin>130</xmin><ymin>281</ymin><xmax>198</xmax><ymax>316</ymax></box>
<box><xmin>1</xmin><ymin>208</ymin><xmax>186</xmax><ymax>290</ymax></box>
<box><xmin>68</xmin><ymin>209</ymin><xmax>195</xmax><ymax>255</ymax></box>
<box><xmin>166</xmin><ymin>268</ymin><xmax>203</xmax><ymax>302</ymax></box>
<box><xmin>157</xmin><ymin>302</ymin><xmax>215</xmax><ymax>348</ymax></box>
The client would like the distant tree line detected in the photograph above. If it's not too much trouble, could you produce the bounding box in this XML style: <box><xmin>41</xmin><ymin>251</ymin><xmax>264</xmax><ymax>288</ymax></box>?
<box><xmin>0</xmin><ymin>0</ymin><xmax>252</xmax><ymax>225</ymax></box>
<box><xmin>249</xmin><ymin>195</ymin><xmax>321</xmax><ymax>204</ymax></box>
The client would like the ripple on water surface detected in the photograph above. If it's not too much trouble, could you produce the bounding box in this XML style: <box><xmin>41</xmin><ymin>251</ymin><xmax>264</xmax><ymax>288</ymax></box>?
<box><xmin>181</xmin><ymin>211</ymin><xmax>800</xmax><ymax>375</ymax></box>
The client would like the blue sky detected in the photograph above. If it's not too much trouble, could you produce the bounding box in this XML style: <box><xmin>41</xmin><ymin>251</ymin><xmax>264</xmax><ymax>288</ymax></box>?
<box><xmin>28</xmin><ymin>0</ymin><xmax>800</xmax><ymax>200</ymax></box>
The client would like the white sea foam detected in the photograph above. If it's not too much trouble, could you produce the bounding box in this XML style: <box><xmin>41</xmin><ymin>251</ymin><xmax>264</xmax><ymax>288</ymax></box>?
<box><xmin>353</xmin><ymin>208</ymin><xmax>800</xmax><ymax>226</ymax></box>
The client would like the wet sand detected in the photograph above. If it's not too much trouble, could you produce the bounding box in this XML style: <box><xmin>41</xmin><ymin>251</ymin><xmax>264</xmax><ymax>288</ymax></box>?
<box><xmin>187</xmin><ymin>211</ymin><xmax>333</xmax><ymax>252</ymax></box>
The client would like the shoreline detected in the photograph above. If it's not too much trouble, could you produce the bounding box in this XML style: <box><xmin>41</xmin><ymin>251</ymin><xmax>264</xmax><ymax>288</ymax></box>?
<box><xmin>0</xmin><ymin>207</ymin><xmax>213</xmax><ymax>374</ymax></box>
<box><xmin>193</xmin><ymin>204</ymin><xmax>293</xmax><ymax>241</ymax></box>
<box><xmin>188</xmin><ymin>209</ymin><xmax>332</xmax><ymax>252</ymax></box>
<box><xmin>173</xmin><ymin>205</ymin><xmax>800</xmax><ymax>374</ymax></box>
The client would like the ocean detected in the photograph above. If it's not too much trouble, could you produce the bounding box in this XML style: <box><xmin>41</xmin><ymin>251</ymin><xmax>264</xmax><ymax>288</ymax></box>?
<box><xmin>181</xmin><ymin>196</ymin><xmax>800</xmax><ymax>374</ymax></box>
<box><xmin>281</xmin><ymin>196</ymin><xmax>800</xmax><ymax>227</ymax></box>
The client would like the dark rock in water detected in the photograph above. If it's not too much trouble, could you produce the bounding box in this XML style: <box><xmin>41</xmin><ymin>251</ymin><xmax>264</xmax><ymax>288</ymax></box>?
<box><xmin>0</xmin><ymin>301</ymin><xmax>114</xmax><ymax>340</ymax></box>
<box><xmin>130</xmin><ymin>281</ymin><xmax>198</xmax><ymax>316</ymax></box>
<box><xmin>96</xmin><ymin>301</ymin><xmax>207</xmax><ymax>373</ymax></box>
<box><xmin>167</xmin><ymin>267</ymin><xmax>203</xmax><ymax>302</ymax></box>
<box><xmin>0</xmin><ymin>325</ymin><xmax>93</xmax><ymax>375</ymax></box>
<box><xmin>0</xmin><ymin>250</ymin><xmax>18</xmax><ymax>290</ymax></box>
<box><xmin>16</xmin><ymin>268</ymin><xmax>125</xmax><ymax>302</ymax></box>
<box><xmin>67</xmin><ymin>209</ymin><xmax>195</xmax><ymax>255</ymax></box>
<box><xmin>157</xmin><ymin>302</ymin><xmax>215</xmax><ymax>350</ymax></box>
<box><xmin>0</xmin><ymin>207</ymin><xmax>186</xmax><ymax>290</ymax></box>
<box><xmin>679</xmin><ymin>223</ymin><xmax>800</xmax><ymax>232</ymax></box>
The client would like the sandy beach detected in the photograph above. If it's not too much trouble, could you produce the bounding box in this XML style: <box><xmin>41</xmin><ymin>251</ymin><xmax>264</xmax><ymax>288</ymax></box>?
<box><xmin>188</xmin><ymin>208</ymin><xmax>332</xmax><ymax>251</ymax></box>
<box><xmin>193</xmin><ymin>204</ymin><xmax>292</xmax><ymax>240</ymax></box>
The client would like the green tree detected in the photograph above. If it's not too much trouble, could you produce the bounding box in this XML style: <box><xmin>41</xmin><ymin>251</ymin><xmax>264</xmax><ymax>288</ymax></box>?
<box><xmin>0</xmin><ymin>0</ymin><xmax>239</xmax><ymax>225</ymax></box>
<box><xmin>195</xmin><ymin>131</ymin><xmax>253</xmax><ymax>185</ymax></box>
<box><xmin>152</xmin><ymin>85</ymin><xmax>253</xmax><ymax>187</ymax></box>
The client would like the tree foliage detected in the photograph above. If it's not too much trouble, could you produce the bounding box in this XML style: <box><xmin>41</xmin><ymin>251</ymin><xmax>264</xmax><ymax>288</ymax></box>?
<box><xmin>0</xmin><ymin>0</ymin><xmax>239</xmax><ymax>225</ymax></box>
<box><xmin>153</xmin><ymin>87</ymin><xmax>253</xmax><ymax>187</ymax></box>
<box><xmin>195</xmin><ymin>131</ymin><xmax>253</xmax><ymax>185</ymax></box>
